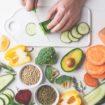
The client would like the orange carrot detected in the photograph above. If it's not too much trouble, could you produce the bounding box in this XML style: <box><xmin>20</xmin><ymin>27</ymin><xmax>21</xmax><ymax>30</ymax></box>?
<box><xmin>84</xmin><ymin>60</ymin><xmax>105</xmax><ymax>75</ymax></box>
<box><xmin>84</xmin><ymin>73</ymin><xmax>99</xmax><ymax>87</ymax></box>
<box><xmin>86</xmin><ymin>45</ymin><xmax>105</xmax><ymax>65</ymax></box>
<box><xmin>99</xmin><ymin>28</ymin><xmax>105</xmax><ymax>44</ymax></box>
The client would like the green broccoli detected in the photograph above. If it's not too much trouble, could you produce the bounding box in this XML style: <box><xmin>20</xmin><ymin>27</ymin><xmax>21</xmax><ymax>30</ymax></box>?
<box><xmin>35</xmin><ymin>47</ymin><xmax>57</xmax><ymax>64</ymax></box>
<box><xmin>45</xmin><ymin>65</ymin><xmax>59</xmax><ymax>83</ymax></box>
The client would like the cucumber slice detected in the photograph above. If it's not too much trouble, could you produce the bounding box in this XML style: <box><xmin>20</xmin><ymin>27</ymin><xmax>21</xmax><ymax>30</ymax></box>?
<box><xmin>3</xmin><ymin>89</ymin><xmax>15</xmax><ymax>98</ymax></box>
<box><xmin>77</xmin><ymin>22</ymin><xmax>90</xmax><ymax>35</ymax></box>
<box><xmin>0</xmin><ymin>98</ymin><xmax>5</xmax><ymax>105</ymax></box>
<box><xmin>0</xmin><ymin>94</ymin><xmax>10</xmax><ymax>105</ymax></box>
<box><xmin>84</xmin><ymin>83</ymin><xmax>105</xmax><ymax>105</ymax></box>
<box><xmin>61</xmin><ymin>31</ymin><xmax>71</xmax><ymax>43</ymax></box>
<box><xmin>71</xmin><ymin>27</ymin><xmax>82</xmax><ymax>38</ymax></box>
<box><xmin>0</xmin><ymin>74</ymin><xmax>14</xmax><ymax>91</ymax></box>
<box><xmin>39</xmin><ymin>20</ymin><xmax>51</xmax><ymax>34</ymax></box>
<box><xmin>26</xmin><ymin>23</ymin><xmax>36</xmax><ymax>36</ymax></box>
<box><xmin>68</xmin><ymin>32</ymin><xmax>79</xmax><ymax>42</ymax></box>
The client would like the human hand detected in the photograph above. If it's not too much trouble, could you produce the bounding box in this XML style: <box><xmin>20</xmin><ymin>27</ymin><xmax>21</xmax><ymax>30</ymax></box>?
<box><xmin>47</xmin><ymin>0</ymin><xmax>86</xmax><ymax>32</ymax></box>
<box><xmin>21</xmin><ymin>0</ymin><xmax>38</xmax><ymax>11</ymax></box>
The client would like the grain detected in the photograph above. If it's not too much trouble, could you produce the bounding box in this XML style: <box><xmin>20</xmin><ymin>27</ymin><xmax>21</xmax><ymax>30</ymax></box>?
<box><xmin>21</xmin><ymin>65</ymin><xmax>40</xmax><ymax>85</ymax></box>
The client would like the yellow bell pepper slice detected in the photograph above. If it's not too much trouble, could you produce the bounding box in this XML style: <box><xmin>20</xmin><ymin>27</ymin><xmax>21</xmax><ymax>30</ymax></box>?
<box><xmin>58</xmin><ymin>90</ymin><xmax>82</xmax><ymax>105</ymax></box>
<box><xmin>5</xmin><ymin>45</ymin><xmax>31</xmax><ymax>67</ymax></box>
<box><xmin>0</xmin><ymin>35</ymin><xmax>10</xmax><ymax>52</ymax></box>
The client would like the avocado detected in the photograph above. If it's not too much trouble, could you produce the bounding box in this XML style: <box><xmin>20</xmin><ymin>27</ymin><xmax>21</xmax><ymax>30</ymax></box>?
<box><xmin>39</xmin><ymin>20</ymin><xmax>51</xmax><ymax>34</ymax></box>
<box><xmin>61</xmin><ymin>48</ymin><xmax>83</xmax><ymax>72</ymax></box>
<box><xmin>84</xmin><ymin>83</ymin><xmax>105</xmax><ymax>105</ymax></box>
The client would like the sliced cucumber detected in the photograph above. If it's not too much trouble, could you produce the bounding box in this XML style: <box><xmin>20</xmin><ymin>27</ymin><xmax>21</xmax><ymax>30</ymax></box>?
<box><xmin>71</xmin><ymin>27</ymin><xmax>82</xmax><ymax>38</ymax></box>
<box><xmin>26</xmin><ymin>23</ymin><xmax>36</xmax><ymax>36</ymax></box>
<box><xmin>61</xmin><ymin>31</ymin><xmax>71</xmax><ymax>43</ymax></box>
<box><xmin>39</xmin><ymin>20</ymin><xmax>51</xmax><ymax>34</ymax></box>
<box><xmin>68</xmin><ymin>32</ymin><xmax>79</xmax><ymax>42</ymax></box>
<box><xmin>3</xmin><ymin>89</ymin><xmax>15</xmax><ymax>98</ymax></box>
<box><xmin>0</xmin><ymin>74</ymin><xmax>14</xmax><ymax>91</ymax></box>
<box><xmin>84</xmin><ymin>83</ymin><xmax>105</xmax><ymax>105</ymax></box>
<box><xmin>0</xmin><ymin>94</ymin><xmax>10</xmax><ymax>105</ymax></box>
<box><xmin>77</xmin><ymin>22</ymin><xmax>90</xmax><ymax>35</ymax></box>
<box><xmin>0</xmin><ymin>98</ymin><xmax>5</xmax><ymax>105</ymax></box>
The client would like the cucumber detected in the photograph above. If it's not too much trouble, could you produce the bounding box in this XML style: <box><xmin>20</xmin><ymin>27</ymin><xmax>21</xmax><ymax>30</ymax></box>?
<box><xmin>39</xmin><ymin>20</ymin><xmax>51</xmax><ymax>34</ymax></box>
<box><xmin>3</xmin><ymin>89</ymin><xmax>15</xmax><ymax>98</ymax></box>
<box><xmin>68</xmin><ymin>32</ymin><xmax>79</xmax><ymax>42</ymax></box>
<box><xmin>84</xmin><ymin>83</ymin><xmax>105</xmax><ymax>105</ymax></box>
<box><xmin>77</xmin><ymin>22</ymin><xmax>90</xmax><ymax>35</ymax></box>
<box><xmin>0</xmin><ymin>74</ymin><xmax>14</xmax><ymax>91</ymax></box>
<box><xmin>60</xmin><ymin>31</ymin><xmax>71</xmax><ymax>43</ymax></box>
<box><xmin>0</xmin><ymin>98</ymin><xmax>5</xmax><ymax>105</ymax></box>
<box><xmin>26</xmin><ymin>23</ymin><xmax>36</xmax><ymax>36</ymax></box>
<box><xmin>71</xmin><ymin>27</ymin><xmax>82</xmax><ymax>38</ymax></box>
<box><xmin>0</xmin><ymin>94</ymin><xmax>10</xmax><ymax>105</ymax></box>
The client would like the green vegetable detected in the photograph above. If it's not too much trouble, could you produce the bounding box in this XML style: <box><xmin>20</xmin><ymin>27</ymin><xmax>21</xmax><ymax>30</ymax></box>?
<box><xmin>71</xmin><ymin>27</ymin><xmax>82</xmax><ymax>38</ymax></box>
<box><xmin>35</xmin><ymin>47</ymin><xmax>57</xmax><ymax>64</ymax></box>
<box><xmin>56</xmin><ymin>75</ymin><xmax>72</xmax><ymax>88</ymax></box>
<box><xmin>3</xmin><ymin>89</ymin><xmax>15</xmax><ymax>98</ymax></box>
<box><xmin>61</xmin><ymin>48</ymin><xmax>83</xmax><ymax>72</ymax></box>
<box><xmin>84</xmin><ymin>83</ymin><xmax>105</xmax><ymax>105</ymax></box>
<box><xmin>60</xmin><ymin>31</ymin><xmax>71</xmax><ymax>43</ymax></box>
<box><xmin>0</xmin><ymin>94</ymin><xmax>10</xmax><ymax>105</ymax></box>
<box><xmin>45</xmin><ymin>65</ymin><xmax>59</xmax><ymax>83</ymax></box>
<box><xmin>0</xmin><ymin>98</ymin><xmax>4</xmax><ymax>105</ymax></box>
<box><xmin>0</xmin><ymin>74</ymin><xmax>15</xmax><ymax>91</ymax></box>
<box><xmin>69</xmin><ymin>32</ymin><xmax>79</xmax><ymax>42</ymax></box>
<box><xmin>96</xmin><ymin>96</ymin><xmax>105</xmax><ymax>105</ymax></box>
<box><xmin>0</xmin><ymin>62</ymin><xmax>16</xmax><ymax>75</ymax></box>
<box><xmin>26</xmin><ymin>23</ymin><xmax>36</xmax><ymax>36</ymax></box>
<box><xmin>39</xmin><ymin>20</ymin><xmax>51</xmax><ymax>34</ymax></box>
<box><xmin>77</xmin><ymin>22</ymin><xmax>90</xmax><ymax>35</ymax></box>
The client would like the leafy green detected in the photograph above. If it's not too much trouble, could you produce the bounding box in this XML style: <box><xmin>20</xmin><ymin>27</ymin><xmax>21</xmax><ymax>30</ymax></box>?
<box><xmin>56</xmin><ymin>75</ymin><xmax>72</xmax><ymax>84</ymax></box>
<box><xmin>35</xmin><ymin>47</ymin><xmax>57</xmax><ymax>64</ymax></box>
<box><xmin>45</xmin><ymin>65</ymin><xmax>59</xmax><ymax>83</ymax></box>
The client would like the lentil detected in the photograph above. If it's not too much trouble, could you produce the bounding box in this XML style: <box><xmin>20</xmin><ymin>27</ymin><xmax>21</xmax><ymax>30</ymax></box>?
<box><xmin>37</xmin><ymin>85</ymin><xmax>57</xmax><ymax>105</ymax></box>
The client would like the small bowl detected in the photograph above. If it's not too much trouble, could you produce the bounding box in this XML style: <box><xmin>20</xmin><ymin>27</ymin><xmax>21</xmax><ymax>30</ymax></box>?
<box><xmin>19</xmin><ymin>63</ymin><xmax>43</xmax><ymax>89</ymax></box>
<box><xmin>34</xmin><ymin>83</ymin><xmax>59</xmax><ymax>105</ymax></box>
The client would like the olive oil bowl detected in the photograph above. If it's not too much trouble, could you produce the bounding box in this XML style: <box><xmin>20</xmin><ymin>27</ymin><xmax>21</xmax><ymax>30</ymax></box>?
<box><xmin>34</xmin><ymin>83</ymin><xmax>59</xmax><ymax>105</ymax></box>
<box><xmin>19</xmin><ymin>63</ymin><xmax>43</xmax><ymax>89</ymax></box>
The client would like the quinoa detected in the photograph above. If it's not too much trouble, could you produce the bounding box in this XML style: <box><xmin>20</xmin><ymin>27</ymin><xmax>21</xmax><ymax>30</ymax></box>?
<box><xmin>21</xmin><ymin>65</ymin><xmax>40</xmax><ymax>85</ymax></box>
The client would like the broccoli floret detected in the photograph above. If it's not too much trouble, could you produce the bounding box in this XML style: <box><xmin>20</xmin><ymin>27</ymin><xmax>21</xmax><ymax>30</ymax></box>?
<box><xmin>35</xmin><ymin>47</ymin><xmax>57</xmax><ymax>64</ymax></box>
<box><xmin>45</xmin><ymin>65</ymin><xmax>59</xmax><ymax>83</ymax></box>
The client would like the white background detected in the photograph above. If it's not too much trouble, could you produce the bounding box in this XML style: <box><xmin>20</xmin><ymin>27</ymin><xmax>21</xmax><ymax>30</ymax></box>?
<box><xmin>0</xmin><ymin>0</ymin><xmax>105</xmax><ymax>104</ymax></box>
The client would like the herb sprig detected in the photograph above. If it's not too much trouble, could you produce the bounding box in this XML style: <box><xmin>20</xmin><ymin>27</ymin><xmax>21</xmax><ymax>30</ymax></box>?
<box><xmin>72</xmin><ymin>77</ymin><xmax>86</xmax><ymax>96</ymax></box>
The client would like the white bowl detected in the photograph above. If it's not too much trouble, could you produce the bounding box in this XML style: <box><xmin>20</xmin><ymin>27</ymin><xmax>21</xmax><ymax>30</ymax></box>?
<box><xmin>34</xmin><ymin>83</ymin><xmax>59</xmax><ymax>105</ymax></box>
<box><xmin>19</xmin><ymin>63</ymin><xmax>43</xmax><ymax>89</ymax></box>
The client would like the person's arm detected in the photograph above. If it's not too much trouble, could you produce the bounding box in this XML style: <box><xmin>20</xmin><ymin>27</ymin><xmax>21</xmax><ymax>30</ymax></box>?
<box><xmin>47</xmin><ymin>0</ymin><xmax>86</xmax><ymax>32</ymax></box>
<box><xmin>21</xmin><ymin>0</ymin><xmax>38</xmax><ymax>11</ymax></box>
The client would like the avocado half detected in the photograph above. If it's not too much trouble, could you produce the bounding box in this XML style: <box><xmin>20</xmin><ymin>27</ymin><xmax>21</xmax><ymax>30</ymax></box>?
<box><xmin>61</xmin><ymin>48</ymin><xmax>83</xmax><ymax>72</ymax></box>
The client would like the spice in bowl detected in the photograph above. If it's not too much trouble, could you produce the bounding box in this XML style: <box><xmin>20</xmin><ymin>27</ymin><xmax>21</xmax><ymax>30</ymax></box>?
<box><xmin>36</xmin><ymin>85</ymin><xmax>57</xmax><ymax>105</ymax></box>
<box><xmin>21</xmin><ymin>64</ymin><xmax>40</xmax><ymax>85</ymax></box>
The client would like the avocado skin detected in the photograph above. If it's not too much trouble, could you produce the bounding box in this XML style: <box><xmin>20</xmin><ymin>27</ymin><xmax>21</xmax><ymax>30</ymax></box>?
<box><xmin>61</xmin><ymin>48</ymin><xmax>83</xmax><ymax>72</ymax></box>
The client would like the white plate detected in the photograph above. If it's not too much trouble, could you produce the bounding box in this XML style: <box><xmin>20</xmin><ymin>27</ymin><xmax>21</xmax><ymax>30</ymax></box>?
<box><xmin>5</xmin><ymin>6</ymin><xmax>91</xmax><ymax>47</ymax></box>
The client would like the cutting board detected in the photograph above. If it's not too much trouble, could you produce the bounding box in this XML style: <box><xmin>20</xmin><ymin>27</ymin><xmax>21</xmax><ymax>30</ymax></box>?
<box><xmin>5</xmin><ymin>6</ymin><xmax>91</xmax><ymax>47</ymax></box>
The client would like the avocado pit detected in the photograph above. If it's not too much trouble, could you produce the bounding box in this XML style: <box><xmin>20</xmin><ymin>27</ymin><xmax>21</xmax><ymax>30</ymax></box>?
<box><xmin>66</xmin><ymin>58</ymin><xmax>75</xmax><ymax>67</ymax></box>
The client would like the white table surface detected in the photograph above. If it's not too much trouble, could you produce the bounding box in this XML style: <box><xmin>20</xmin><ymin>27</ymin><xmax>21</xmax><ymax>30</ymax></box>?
<box><xmin>0</xmin><ymin>0</ymin><xmax>105</xmax><ymax>104</ymax></box>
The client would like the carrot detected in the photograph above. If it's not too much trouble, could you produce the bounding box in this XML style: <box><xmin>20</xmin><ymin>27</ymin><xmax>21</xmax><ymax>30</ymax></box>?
<box><xmin>86</xmin><ymin>45</ymin><xmax>105</xmax><ymax>65</ymax></box>
<box><xmin>99</xmin><ymin>28</ymin><xmax>105</xmax><ymax>44</ymax></box>
<box><xmin>84</xmin><ymin>73</ymin><xmax>99</xmax><ymax>87</ymax></box>
<box><xmin>91</xmin><ymin>73</ymin><xmax>105</xmax><ymax>79</ymax></box>
<box><xmin>84</xmin><ymin>60</ymin><xmax>105</xmax><ymax>75</ymax></box>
